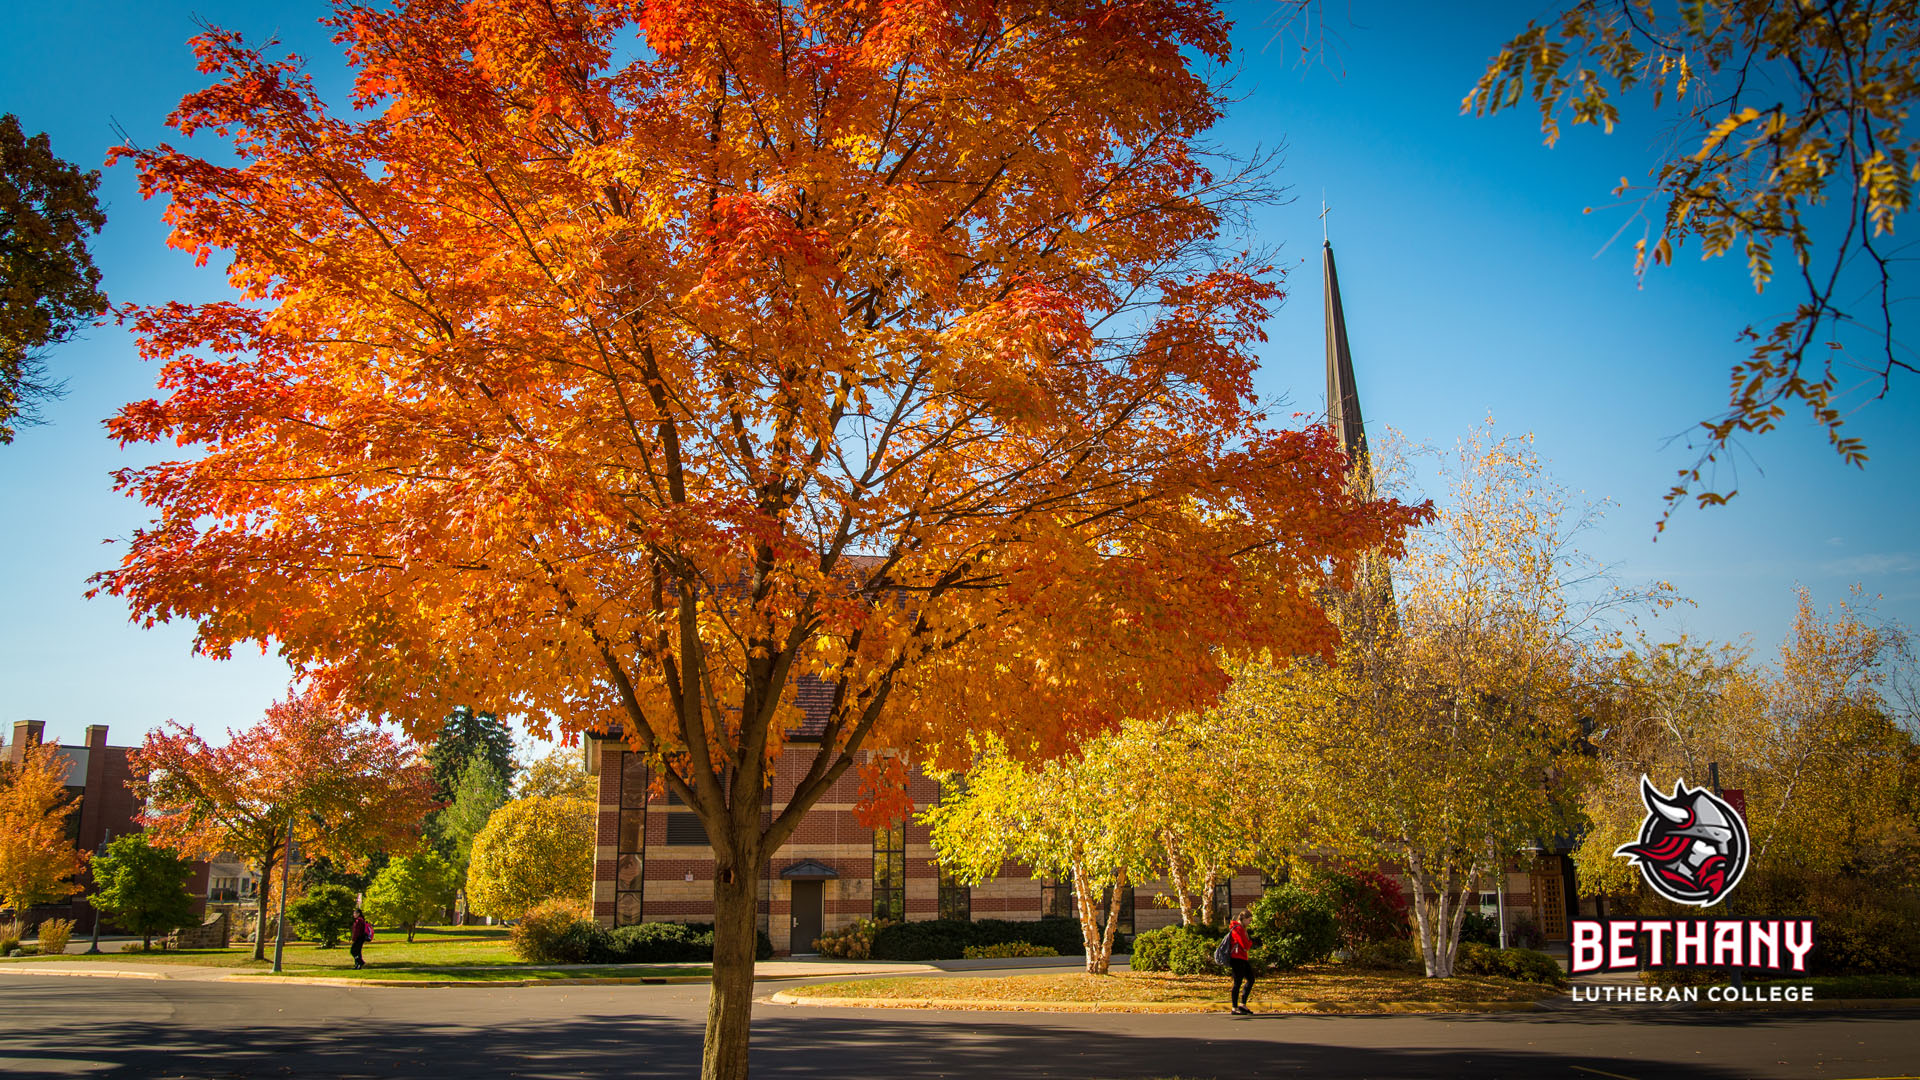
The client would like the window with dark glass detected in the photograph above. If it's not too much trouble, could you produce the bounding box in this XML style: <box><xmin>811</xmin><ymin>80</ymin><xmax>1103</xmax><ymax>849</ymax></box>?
<box><xmin>1041</xmin><ymin>879</ymin><xmax>1074</xmax><ymax>919</ymax></box>
<box><xmin>873</xmin><ymin>820</ymin><xmax>906</xmax><ymax>920</ymax></box>
<box><xmin>1212</xmin><ymin>881</ymin><xmax>1232</xmax><ymax>921</ymax></box>
<box><xmin>664</xmin><ymin>786</ymin><xmax>708</xmax><ymax>846</ymax></box>
<box><xmin>938</xmin><ymin>869</ymin><xmax>970</xmax><ymax>922</ymax></box>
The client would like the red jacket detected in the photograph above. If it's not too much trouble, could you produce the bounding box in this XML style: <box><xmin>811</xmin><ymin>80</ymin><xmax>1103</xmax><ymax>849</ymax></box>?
<box><xmin>1228</xmin><ymin>921</ymin><xmax>1251</xmax><ymax>960</ymax></box>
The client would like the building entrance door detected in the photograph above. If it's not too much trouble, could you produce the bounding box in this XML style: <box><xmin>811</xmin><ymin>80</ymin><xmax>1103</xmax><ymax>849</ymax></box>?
<box><xmin>790</xmin><ymin>880</ymin><xmax>823</xmax><ymax>955</ymax></box>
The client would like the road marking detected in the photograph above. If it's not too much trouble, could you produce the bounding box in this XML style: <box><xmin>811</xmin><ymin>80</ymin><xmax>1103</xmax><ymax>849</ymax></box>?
<box><xmin>1571</xmin><ymin>1067</ymin><xmax>1641</xmax><ymax>1080</ymax></box>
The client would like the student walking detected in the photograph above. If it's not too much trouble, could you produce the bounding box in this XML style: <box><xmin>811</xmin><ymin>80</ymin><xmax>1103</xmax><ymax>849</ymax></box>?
<box><xmin>350</xmin><ymin>909</ymin><xmax>373</xmax><ymax>970</ymax></box>
<box><xmin>1226</xmin><ymin>911</ymin><xmax>1255</xmax><ymax>1014</ymax></box>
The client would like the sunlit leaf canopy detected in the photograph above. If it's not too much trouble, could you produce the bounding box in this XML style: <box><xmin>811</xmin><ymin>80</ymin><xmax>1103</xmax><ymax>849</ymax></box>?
<box><xmin>94</xmin><ymin>0</ymin><xmax>1421</xmax><ymax>820</ymax></box>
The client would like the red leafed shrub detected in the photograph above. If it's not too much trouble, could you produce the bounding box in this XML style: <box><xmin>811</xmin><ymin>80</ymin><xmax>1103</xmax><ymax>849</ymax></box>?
<box><xmin>1306</xmin><ymin>867</ymin><xmax>1410</xmax><ymax>951</ymax></box>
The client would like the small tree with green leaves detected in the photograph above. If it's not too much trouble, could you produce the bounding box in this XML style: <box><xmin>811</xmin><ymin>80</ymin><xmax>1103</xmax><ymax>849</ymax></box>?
<box><xmin>90</xmin><ymin>834</ymin><xmax>195</xmax><ymax>949</ymax></box>
<box><xmin>288</xmin><ymin>883</ymin><xmax>357</xmax><ymax>948</ymax></box>
<box><xmin>365</xmin><ymin>850</ymin><xmax>456</xmax><ymax>942</ymax></box>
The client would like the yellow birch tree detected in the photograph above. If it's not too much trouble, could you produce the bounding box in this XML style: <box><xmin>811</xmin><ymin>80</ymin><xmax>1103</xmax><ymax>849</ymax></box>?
<box><xmin>1269</xmin><ymin>423</ymin><xmax>1651</xmax><ymax>976</ymax></box>
<box><xmin>0</xmin><ymin>739</ymin><xmax>87</xmax><ymax>915</ymax></box>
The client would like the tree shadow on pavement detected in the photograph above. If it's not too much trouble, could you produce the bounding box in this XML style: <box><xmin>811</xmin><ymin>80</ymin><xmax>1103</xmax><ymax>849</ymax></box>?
<box><xmin>3</xmin><ymin>977</ymin><xmax>1914</xmax><ymax>1079</ymax></box>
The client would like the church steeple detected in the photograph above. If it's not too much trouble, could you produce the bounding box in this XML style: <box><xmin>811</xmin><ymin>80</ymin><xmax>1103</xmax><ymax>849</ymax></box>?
<box><xmin>1323</xmin><ymin>239</ymin><xmax>1370</xmax><ymax>492</ymax></box>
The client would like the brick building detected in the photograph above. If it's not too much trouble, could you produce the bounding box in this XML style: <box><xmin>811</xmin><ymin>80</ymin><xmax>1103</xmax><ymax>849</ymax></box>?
<box><xmin>1</xmin><ymin>719</ymin><xmax>213</xmax><ymax>928</ymax></box>
<box><xmin>586</xmin><ymin>702</ymin><xmax>1266</xmax><ymax>955</ymax></box>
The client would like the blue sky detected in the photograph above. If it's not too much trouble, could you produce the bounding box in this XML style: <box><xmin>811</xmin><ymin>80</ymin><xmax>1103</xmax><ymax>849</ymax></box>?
<box><xmin>1</xmin><ymin>1</ymin><xmax>1913</xmax><ymax>751</ymax></box>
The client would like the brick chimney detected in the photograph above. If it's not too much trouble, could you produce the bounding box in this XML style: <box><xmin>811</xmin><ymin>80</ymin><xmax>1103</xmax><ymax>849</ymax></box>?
<box><xmin>86</xmin><ymin>724</ymin><xmax>109</xmax><ymax>749</ymax></box>
<box><xmin>7</xmin><ymin>720</ymin><xmax>45</xmax><ymax>764</ymax></box>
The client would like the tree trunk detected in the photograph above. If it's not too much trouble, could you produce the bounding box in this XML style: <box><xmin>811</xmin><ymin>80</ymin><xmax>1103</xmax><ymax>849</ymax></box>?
<box><xmin>1198</xmin><ymin>866</ymin><xmax>1219</xmax><ymax>927</ymax></box>
<box><xmin>1406</xmin><ymin>850</ymin><xmax>1439</xmax><ymax>977</ymax></box>
<box><xmin>701</xmin><ymin>854</ymin><xmax>762</xmax><ymax>1080</ymax></box>
<box><xmin>1070</xmin><ymin>861</ymin><xmax>1112</xmax><ymax>975</ymax></box>
<box><xmin>1407</xmin><ymin>851</ymin><xmax>1478</xmax><ymax>978</ymax></box>
<box><xmin>1164</xmin><ymin>833</ymin><xmax>1197</xmax><ymax>926</ymax></box>
<box><xmin>251</xmin><ymin>855</ymin><xmax>277</xmax><ymax>962</ymax></box>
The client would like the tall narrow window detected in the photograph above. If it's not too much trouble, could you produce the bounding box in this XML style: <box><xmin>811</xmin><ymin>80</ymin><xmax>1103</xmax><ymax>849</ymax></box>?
<box><xmin>932</xmin><ymin>778</ymin><xmax>969</xmax><ymax>922</ymax></box>
<box><xmin>1212</xmin><ymin>881</ymin><xmax>1232</xmax><ymax>922</ymax></box>
<box><xmin>1041</xmin><ymin>880</ymin><xmax>1074</xmax><ymax>919</ymax></box>
<box><xmin>938</xmin><ymin>870</ymin><xmax>970</xmax><ymax>922</ymax></box>
<box><xmin>873</xmin><ymin>820</ymin><xmax>906</xmax><ymax>921</ymax></box>
<box><xmin>614</xmin><ymin>751</ymin><xmax>647</xmax><ymax>925</ymax></box>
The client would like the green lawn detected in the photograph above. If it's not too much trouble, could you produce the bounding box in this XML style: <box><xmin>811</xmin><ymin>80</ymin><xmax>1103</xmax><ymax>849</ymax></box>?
<box><xmin>5</xmin><ymin>925</ymin><xmax>708</xmax><ymax>980</ymax></box>
<box><xmin>1</xmin><ymin>925</ymin><xmax>519</xmax><ymax>969</ymax></box>
<box><xmin>785</xmin><ymin>967</ymin><xmax>1557</xmax><ymax>1010</ymax></box>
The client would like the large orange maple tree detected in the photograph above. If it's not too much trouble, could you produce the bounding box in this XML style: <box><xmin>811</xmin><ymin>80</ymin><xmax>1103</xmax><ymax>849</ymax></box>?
<box><xmin>98</xmin><ymin>1</ymin><xmax>1420</xmax><ymax>1072</ymax></box>
<box><xmin>129</xmin><ymin>690</ymin><xmax>437</xmax><ymax>960</ymax></box>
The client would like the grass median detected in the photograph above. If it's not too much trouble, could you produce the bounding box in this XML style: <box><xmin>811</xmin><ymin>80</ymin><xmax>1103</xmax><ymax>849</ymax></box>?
<box><xmin>778</xmin><ymin>966</ymin><xmax>1559</xmax><ymax>1012</ymax></box>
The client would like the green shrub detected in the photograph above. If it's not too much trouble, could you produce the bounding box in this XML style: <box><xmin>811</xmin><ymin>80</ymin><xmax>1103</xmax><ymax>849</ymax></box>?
<box><xmin>870</xmin><ymin>918</ymin><xmax>970</xmax><ymax>961</ymax></box>
<box><xmin>0</xmin><ymin>920</ymin><xmax>25</xmax><ymax>955</ymax></box>
<box><xmin>1458</xmin><ymin>910</ymin><xmax>1500</xmax><ymax>947</ymax></box>
<box><xmin>1348</xmin><ymin>936</ymin><xmax>1420</xmax><ymax>971</ymax></box>
<box><xmin>1130</xmin><ymin>923</ymin><xmax>1229</xmax><ymax>975</ymax></box>
<box><xmin>605</xmin><ymin>921</ymin><xmax>708</xmax><ymax>962</ymax></box>
<box><xmin>1455</xmin><ymin>942</ymin><xmax>1566</xmax><ymax>986</ymax></box>
<box><xmin>509</xmin><ymin>900</ymin><xmax>594</xmax><ymax>962</ymax></box>
<box><xmin>1167</xmin><ymin>927</ymin><xmax>1226</xmax><ymax>975</ymax></box>
<box><xmin>1005</xmin><ymin>916</ymin><xmax>1090</xmax><ymax>955</ymax></box>
<box><xmin>35</xmin><ymin>918</ymin><xmax>74</xmax><ymax>955</ymax></box>
<box><xmin>1246</xmin><ymin>884</ymin><xmax>1339</xmax><ymax>971</ymax></box>
<box><xmin>963</xmin><ymin>942</ymin><xmax>1059</xmax><ymax>959</ymax></box>
<box><xmin>868</xmin><ymin>916</ymin><xmax>1092</xmax><ymax>961</ymax></box>
<box><xmin>288</xmin><ymin>884</ymin><xmax>358</xmax><ymax>948</ymax></box>
<box><xmin>591</xmin><ymin>921</ymin><xmax>774</xmax><ymax>963</ymax></box>
<box><xmin>554</xmin><ymin>919</ymin><xmax>612</xmax><ymax>964</ymax></box>
<box><xmin>1507</xmin><ymin>912</ymin><xmax>1546</xmax><ymax>951</ymax></box>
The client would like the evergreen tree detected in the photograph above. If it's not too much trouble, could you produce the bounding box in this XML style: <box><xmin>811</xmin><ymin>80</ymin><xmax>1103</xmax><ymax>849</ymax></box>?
<box><xmin>425</xmin><ymin>707</ymin><xmax>512</xmax><ymax>804</ymax></box>
<box><xmin>439</xmin><ymin>751</ymin><xmax>509</xmax><ymax>879</ymax></box>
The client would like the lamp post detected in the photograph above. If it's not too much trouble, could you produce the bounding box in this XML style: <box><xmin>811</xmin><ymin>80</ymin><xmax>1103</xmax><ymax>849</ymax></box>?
<box><xmin>85</xmin><ymin>830</ymin><xmax>112</xmax><ymax>955</ymax></box>
<box><xmin>271</xmin><ymin>817</ymin><xmax>294</xmax><ymax>974</ymax></box>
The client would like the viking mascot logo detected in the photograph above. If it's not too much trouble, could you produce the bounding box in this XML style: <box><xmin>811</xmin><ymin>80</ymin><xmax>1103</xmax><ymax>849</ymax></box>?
<box><xmin>1614</xmin><ymin>776</ymin><xmax>1751</xmax><ymax>906</ymax></box>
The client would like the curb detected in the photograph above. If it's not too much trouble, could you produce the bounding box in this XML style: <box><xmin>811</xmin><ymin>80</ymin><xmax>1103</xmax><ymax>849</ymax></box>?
<box><xmin>765</xmin><ymin>990</ymin><xmax>1546</xmax><ymax>1014</ymax></box>
<box><xmin>231</xmin><ymin>968</ymin><xmax>921</xmax><ymax>988</ymax></box>
<box><xmin>0</xmin><ymin>968</ymin><xmax>173</xmax><ymax>981</ymax></box>
<box><xmin>1</xmin><ymin>966</ymin><xmax>832</xmax><ymax>989</ymax></box>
